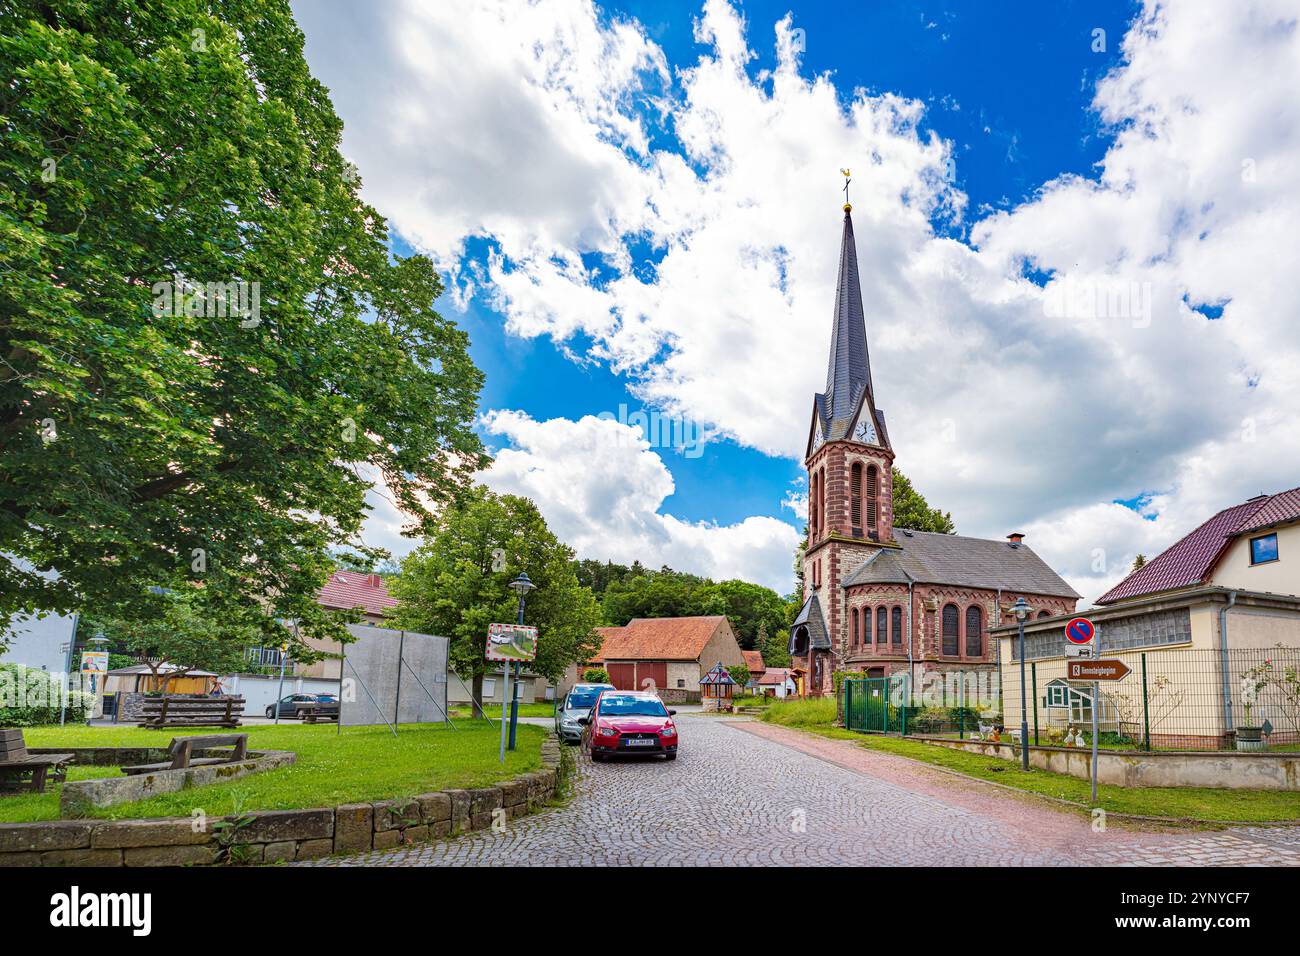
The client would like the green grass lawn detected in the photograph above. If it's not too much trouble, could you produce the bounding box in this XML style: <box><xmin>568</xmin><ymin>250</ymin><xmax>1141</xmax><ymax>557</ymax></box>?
<box><xmin>760</xmin><ymin>704</ymin><xmax>1300</xmax><ymax>823</ymax></box>
<box><xmin>0</xmin><ymin>721</ymin><xmax>543</xmax><ymax>824</ymax></box>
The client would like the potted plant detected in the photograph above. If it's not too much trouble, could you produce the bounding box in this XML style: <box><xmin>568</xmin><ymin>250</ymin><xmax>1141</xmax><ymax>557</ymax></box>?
<box><xmin>1236</xmin><ymin>661</ymin><xmax>1273</xmax><ymax>751</ymax></box>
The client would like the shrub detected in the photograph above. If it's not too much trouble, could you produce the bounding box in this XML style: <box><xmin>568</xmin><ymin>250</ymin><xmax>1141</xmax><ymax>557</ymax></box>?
<box><xmin>759</xmin><ymin>696</ymin><xmax>837</xmax><ymax>728</ymax></box>
<box><xmin>0</xmin><ymin>663</ymin><xmax>94</xmax><ymax>726</ymax></box>
<box><xmin>581</xmin><ymin>667</ymin><xmax>609</xmax><ymax>684</ymax></box>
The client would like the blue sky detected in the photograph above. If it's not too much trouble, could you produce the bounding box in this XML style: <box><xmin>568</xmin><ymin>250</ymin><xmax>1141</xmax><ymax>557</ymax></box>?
<box><xmin>443</xmin><ymin>0</ymin><xmax>1134</xmax><ymax>529</ymax></box>
<box><xmin>294</xmin><ymin>0</ymin><xmax>1300</xmax><ymax>600</ymax></box>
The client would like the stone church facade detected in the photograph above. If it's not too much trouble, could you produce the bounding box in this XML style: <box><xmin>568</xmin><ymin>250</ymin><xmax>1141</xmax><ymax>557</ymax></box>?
<box><xmin>789</xmin><ymin>203</ymin><xmax>1080</xmax><ymax>697</ymax></box>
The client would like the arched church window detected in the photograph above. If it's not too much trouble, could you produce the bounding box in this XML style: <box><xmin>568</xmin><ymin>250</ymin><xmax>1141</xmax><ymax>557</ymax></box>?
<box><xmin>965</xmin><ymin>605</ymin><xmax>983</xmax><ymax>657</ymax></box>
<box><xmin>1037</xmin><ymin>610</ymin><xmax>1052</xmax><ymax>620</ymax></box>
<box><xmin>863</xmin><ymin>605</ymin><xmax>872</xmax><ymax>644</ymax></box>
<box><xmin>942</xmin><ymin>604</ymin><xmax>960</xmax><ymax>656</ymax></box>
<box><xmin>851</xmin><ymin>608</ymin><xmax>859</xmax><ymax>646</ymax></box>
<box><xmin>850</xmin><ymin>463</ymin><xmax>862</xmax><ymax>531</ymax></box>
<box><xmin>876</xmin><ymin>607</ymin><xmax>887</xmax><ymax>645</ymax></box>
<box><xmin>891</xmin><ymin>606</ymin><xmax>903</xmax><ymax>645</ymax></box>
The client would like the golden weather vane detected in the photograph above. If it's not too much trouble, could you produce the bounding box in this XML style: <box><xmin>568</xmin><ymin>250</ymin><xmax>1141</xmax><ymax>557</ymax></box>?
<box><xmin>840</xmin><ymin>168</ymin><xmax>852</xmax><ymax>210</ymax></box>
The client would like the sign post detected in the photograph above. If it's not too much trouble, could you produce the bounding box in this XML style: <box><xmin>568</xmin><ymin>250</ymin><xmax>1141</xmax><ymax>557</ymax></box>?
<box><xmin>487</xmin><ymin>623</ymin><xmax>539</xmax><ymax>763</ymax></box>
<box><xmin>1064</xmin><ymin>624</ymin><xmax>1135</xmax><ymax>803</ymax></box>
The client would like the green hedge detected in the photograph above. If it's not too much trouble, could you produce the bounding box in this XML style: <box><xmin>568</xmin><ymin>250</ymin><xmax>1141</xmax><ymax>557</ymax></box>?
<box><xmin>0</xmin><ymin>663</ymin><xmax>94</xmax><ymax>726</ymax></box>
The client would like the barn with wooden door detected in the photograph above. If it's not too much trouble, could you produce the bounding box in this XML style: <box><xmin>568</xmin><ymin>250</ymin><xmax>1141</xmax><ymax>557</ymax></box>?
<box><xmin>595</xmin><ymin>616</ymin><xmax>746</xmax><ymax>703</ymax></box>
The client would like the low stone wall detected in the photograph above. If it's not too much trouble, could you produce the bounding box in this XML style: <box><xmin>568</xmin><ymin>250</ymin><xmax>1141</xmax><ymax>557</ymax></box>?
<box><xmin>53</xmin><ymin>748</ymin><xmax>295</xmax><ymax>817</ymax></box>
<box><xmin>659</xmin><ymin>688</ymin><xmax>701</xmax><ymax>704</ymax></box>
<box><xmin>0</xmin><ymin>735</ymin><xmax>562</xmax><ymax>866</ymax></box>
<box><xmin>909</xmin><ymin>735</ymin><xmax>1300</xmax><ymax>790</ymax></box>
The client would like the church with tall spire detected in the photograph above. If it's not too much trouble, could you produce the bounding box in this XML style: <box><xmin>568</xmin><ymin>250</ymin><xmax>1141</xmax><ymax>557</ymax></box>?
<box><xmin>788</xmin><ymin>192</ymin><xmax>1080</xmax><ymax>697</ymax></box>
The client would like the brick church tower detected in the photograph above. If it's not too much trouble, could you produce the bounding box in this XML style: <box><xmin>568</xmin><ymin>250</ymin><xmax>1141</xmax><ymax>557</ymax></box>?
<box><xmin>788</xmin><ymin>199</ymin><xmax>1080</xmax><ymax>699</ymax></box>
<box><xmin>789</xmin><ymin>200</ymin><xmax>897</xmax><ymax>697</ymax></box>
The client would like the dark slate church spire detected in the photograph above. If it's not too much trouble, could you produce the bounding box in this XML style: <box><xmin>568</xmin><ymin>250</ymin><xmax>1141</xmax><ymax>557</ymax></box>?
<box><xmin>823</xmin><ymin>204</ymin><xmax>874</xmax><ymax>429</ymax></box>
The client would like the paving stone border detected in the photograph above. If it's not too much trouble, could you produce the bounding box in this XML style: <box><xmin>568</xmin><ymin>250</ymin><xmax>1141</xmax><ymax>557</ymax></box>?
<box><xmin>0</xmin><ymin>734</ymin><xmax>562</xmax><ymax>867</ymax></box>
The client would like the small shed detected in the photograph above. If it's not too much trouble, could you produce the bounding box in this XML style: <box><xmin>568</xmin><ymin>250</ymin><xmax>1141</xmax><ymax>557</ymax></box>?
<box><xmin>698</xmin><ymin>661</ymin><xmax>737</xmax><ymax>712</ymax></box>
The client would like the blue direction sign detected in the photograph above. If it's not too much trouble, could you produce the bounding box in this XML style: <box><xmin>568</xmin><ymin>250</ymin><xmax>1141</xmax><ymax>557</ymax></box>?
<box><xmin>1065</xmin><ymin>617</ymin><xmax>1096</xmax><ymax>645</ymax></box>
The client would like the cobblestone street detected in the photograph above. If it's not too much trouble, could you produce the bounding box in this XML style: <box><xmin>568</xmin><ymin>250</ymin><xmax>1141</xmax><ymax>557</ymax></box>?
<box><xmin>299</xmin><ymin>717</ymin><xmax>1300</xmax><ymax>867</ymax></box>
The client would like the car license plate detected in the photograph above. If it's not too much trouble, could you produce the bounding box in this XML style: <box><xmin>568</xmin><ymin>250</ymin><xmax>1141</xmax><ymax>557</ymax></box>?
<box><xmin>625</xmin><ymin>738</ymin><xmax>655</xmax><ymax>747</ymax></box>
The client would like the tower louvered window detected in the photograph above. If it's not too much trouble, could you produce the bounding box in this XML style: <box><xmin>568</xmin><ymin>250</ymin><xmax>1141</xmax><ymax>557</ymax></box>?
<box><xmin>865</xmin><ymin>465</ymin><xmax>878</xmax><ymax>533</ymax></box>
<box><xmin>965</xmin><ymin>605</ymin><xmax>983</xmax><ymax>657</ymax></box>
<box><xmin>850</xmin><ymin>463</ymin><xmax>862</xmax><ymax>531</ymax></box>
<box><xmin>942</xmin><ymin>604</ymin><xmax>960</xmax><ymax>656</ymax></box>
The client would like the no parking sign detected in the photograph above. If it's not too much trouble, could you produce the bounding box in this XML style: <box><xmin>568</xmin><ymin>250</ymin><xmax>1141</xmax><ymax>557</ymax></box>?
<box><xmin>1065</xmin><ymin>617</ymin><xmax>1095</xmax><ymax>645</ymax></box>
<box><xmin>1064</xmin><ymin>617</ymin><xmax>1095</xmax><ymax>658</ymax></box>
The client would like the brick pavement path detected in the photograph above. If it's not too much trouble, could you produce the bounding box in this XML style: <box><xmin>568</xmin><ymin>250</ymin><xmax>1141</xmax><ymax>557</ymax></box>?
<box><xmin>297</xmin><ymin>717</ymin><xmax>1300</xmax><ymax>867</ymax></box>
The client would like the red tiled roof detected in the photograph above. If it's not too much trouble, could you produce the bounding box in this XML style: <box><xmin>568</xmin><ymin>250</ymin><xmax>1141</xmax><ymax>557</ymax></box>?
<box><xmin>1097</xmin><ymin>487</ymin><xmax>1300</xmax><ymax>604</ymax></box>
<box><xmin>741</xmin><ymin>650</ymin><xmax>766</xmax><ymax>674</ymax></box>
<box><xmin>757</xmin><ymin>667</ymin><xmax>793</xmax><ymax>685</ymax></box>
<box><xmin>596</xmin><ymin>616</ymin><xmax>730</xmax><ymax>662</ymax></box>
<box><xmin>1235</xmin><ymin>486</ymin><xmax>1300</xmax><ymax>536</ymax></box>
<box><xmin>587</xmin><ymin>627</ymin><xmax>624</xmax><ymax>664</ymax></box>
<box><xmin>317</xmin><ymin>570</ymin><xmax>398</xmax><ymax>617</ymax></box>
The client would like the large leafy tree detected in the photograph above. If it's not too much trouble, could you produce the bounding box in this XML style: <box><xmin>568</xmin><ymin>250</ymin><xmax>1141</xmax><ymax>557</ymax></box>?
<box><xmin>0</xmin><ymin>1</ymin><xmax>485</xmax><ymax>653</ymax></box>
<box><xmin>891</xmin><ymin>468</ymin><xmax>955</xmax><ymax>534</ymax></box>
<box><xmin>388</xmin><ymin>487</ymin><xmax>603</xmax><ymax>717</ymax></box>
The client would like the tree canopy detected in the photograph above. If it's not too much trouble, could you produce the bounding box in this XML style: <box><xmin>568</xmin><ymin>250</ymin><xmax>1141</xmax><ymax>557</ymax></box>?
<box><xmin>388</xmin><ymin>487</ymin><xmax>604</xmax><ymax>712</ymax></box>
<box><xmin>0</xmin><ymin>1</ymin><xmax>485</xmax><ymax>654</ymax></box>
<box><xmin>83</xmin><ymin>586</ymin><xmax>262</xmax><ymax>692</ymax></box>
<box><xmin>891</xmin><ymin>468</ymin><xmax>956</xmax><ymax>534</ymax></box>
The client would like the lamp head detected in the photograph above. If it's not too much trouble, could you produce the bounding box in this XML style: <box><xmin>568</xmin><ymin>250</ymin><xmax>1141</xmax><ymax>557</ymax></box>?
<box><xmin>509</xmin><ymin>572</ymin><xmax>536</xmax><ymax>597</ymax></box>
<box><xmin>1010</xmin><ymin>597</ymin><xmax>1031</xmax><ymax>621</ymax></box>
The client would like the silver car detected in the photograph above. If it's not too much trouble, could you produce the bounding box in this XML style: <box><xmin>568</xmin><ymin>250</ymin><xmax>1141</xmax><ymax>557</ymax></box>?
<box><xmin>555</xmin><ymin>683</ymin><xmax>615</xmax><ymax>743</ymax></box>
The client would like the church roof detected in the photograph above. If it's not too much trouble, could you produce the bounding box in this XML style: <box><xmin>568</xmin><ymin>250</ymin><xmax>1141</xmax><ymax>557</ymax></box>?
<box><xmin>825</xmin><ymin>210</ymin><xmax>871</xmax><ymax>423</ymax></box>
<box><xmin>813</xmin><ymin>208</ymin><xmax>889</xmax><ymax>447</ymax></box>
<box><xmin>840</xmin><ymin>529</ymin><xmax>1081</xmax><ymax>599</ymax></box>
<box><xmin>788</xmin><ymin>592</ymin><xmax>831</xmax><ymax>652</ymax></box>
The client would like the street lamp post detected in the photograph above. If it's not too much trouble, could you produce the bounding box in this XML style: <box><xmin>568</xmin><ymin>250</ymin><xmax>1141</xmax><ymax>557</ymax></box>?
<box><xmin>507</xmin><ymin>572</ymin><xmax>536</xmax><ymax>752</ymax></box>
<box><xmin>1012</xmin><ymin>597</ymin><xmax>1031</xmax><ymax>770</ymax></box>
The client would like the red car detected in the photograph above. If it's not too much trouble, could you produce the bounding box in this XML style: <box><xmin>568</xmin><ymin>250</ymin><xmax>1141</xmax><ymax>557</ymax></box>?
<box><xmin>579</xmin><ymin>690</ymin><xmax>678</xmax><ymax>761</ymax></box>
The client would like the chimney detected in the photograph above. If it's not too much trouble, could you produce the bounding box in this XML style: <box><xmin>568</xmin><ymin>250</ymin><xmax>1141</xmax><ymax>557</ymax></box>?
<box><xmin>1007</xmin><ymin>532</ymin><xmax>1025</xmax><ymax>548</ymax></box>
<box><xmin>366</xmin><ymin>573</ymin><xmax>383</xmax><ymax>587</ymax></box>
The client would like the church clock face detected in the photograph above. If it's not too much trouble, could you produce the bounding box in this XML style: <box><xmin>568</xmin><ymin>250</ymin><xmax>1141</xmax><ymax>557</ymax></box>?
<box><xmin>812</xmin><ymin>421</ymin><xmax>824</xmax><ymax>452</ymax></box>
<box><xmin>854</xmin><ymin>417</ymin><xmax>877</xmax><ymax>444</ymax></box>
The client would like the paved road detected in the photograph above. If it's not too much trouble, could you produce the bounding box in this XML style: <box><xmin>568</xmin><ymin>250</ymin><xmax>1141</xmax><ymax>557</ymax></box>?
<box><xmin>300</xmin><ymin>717</ymin><xmax>1300</xmax><ymax>867</ymax></box>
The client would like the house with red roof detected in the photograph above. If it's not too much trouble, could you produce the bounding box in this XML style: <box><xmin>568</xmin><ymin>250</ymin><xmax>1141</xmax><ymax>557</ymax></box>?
<box><xmin>741</xmin><ymin>649</ymin><xmax>766</xmax><ymax>689</ymax></box>
<box><xmin>562</xmin><ymin>616</ymin><xmax>745</xmax><ymax>703</ymax></box>
<box><xmin>991</xmin><ymin>488</ymin><xmax>1300</xmax><ymax>749</ymax></box>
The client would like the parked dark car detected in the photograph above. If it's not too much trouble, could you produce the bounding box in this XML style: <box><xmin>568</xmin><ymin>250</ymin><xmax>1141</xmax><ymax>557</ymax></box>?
<box><xmin>265</xmin><ymin>694</ymin><xmax>331</xmax><ymax>719</ymax></box>
<box><xmin>579</xmin><ymin>690</ymin><xmax>677</xmax><ymax>761</ymax></box>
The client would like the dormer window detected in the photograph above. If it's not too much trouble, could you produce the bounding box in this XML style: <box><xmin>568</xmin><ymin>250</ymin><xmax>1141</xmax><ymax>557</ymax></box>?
<box><xmin>1250</xmin><ymin>533</ymin><xmax>1279</xmax><ymax>565</ymax></box>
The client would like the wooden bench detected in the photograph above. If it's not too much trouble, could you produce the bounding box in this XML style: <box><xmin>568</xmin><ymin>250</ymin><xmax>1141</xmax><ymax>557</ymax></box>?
<box><xmin>0</xmin><ymin>729</ymin><xmax>73</xmax><ymax>794</ymax></box>
<box><xmin>139</xmin><ymin>695</ymin><xmax>244</xmax><ymax>730</ymax></box>
<box><xmin>120</xmin><ymin>734</ymin><xmax>249</xmax><ymax>776</ymax></box>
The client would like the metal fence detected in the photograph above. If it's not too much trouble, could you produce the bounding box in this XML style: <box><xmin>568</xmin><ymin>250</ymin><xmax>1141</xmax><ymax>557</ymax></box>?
<box><xmin>1006</xmin><ymin>647</ymin><xmax>1300</xmax><ymax>752</ymax></box>
<box><xmin>841</xmin><ymin>647</ymin><xmax>1300</xmax><ymax>752</ymax></box>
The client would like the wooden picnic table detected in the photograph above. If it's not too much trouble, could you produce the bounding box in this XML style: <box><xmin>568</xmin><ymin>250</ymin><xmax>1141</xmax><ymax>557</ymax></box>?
<box><xmin>0</xmin><ymin>729</ymin><xmax>73</xmax><ymax>794</ymax></box>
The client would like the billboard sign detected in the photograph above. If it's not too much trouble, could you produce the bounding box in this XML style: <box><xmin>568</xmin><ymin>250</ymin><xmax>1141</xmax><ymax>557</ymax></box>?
<box><xmin>486</xmin><ymin>623</ymin><xmax>538</xmax><ymax>662</ymax></box>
